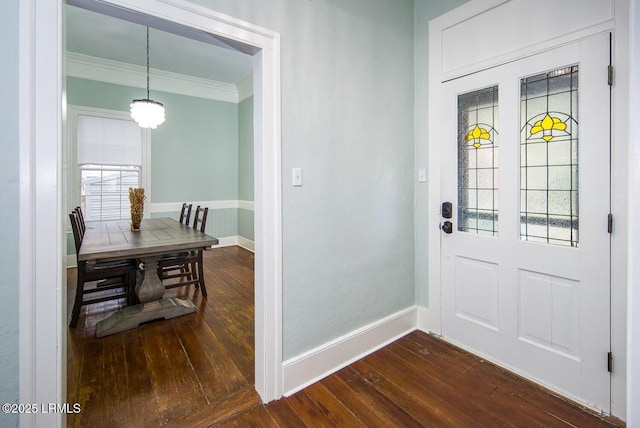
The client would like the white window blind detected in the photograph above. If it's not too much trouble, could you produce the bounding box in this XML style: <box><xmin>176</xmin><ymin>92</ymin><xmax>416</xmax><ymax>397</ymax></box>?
<box><xmin>77</xmin><ymin>115</ymin><xmax>143</xmax><ymax>166</ymax></box>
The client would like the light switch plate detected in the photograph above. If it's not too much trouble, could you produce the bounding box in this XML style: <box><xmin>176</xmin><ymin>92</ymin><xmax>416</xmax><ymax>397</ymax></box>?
<box><xmin>418</xmin><ymin>168</ymin><xmax>427</xmax><ymax>182</ymax></box>
<box><xmin>292</xmin><ymin>168</ymin><xmax>303</xmax><ymax>186</ymax></box>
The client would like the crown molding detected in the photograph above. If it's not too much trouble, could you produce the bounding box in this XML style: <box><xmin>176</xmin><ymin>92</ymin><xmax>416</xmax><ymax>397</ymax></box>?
<box><xmin>66</xmin><ymin>51</ymin><xmax>239</xmax><ymax>103</ymax></box>
<box><xmin>237</xmin><ymin>75</ymin><xmax>253</xmax><ymax>101</ymax></box>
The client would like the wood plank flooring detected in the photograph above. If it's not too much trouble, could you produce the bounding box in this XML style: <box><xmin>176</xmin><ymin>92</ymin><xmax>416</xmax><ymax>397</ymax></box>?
<box><xmin>67</xmin><ymin>246</ymin><xmax>258</xmax><ymax>428</ymax></box>
<box><xmin>67</xmin><ymin>246</ymin><xmax>624</xmax><ymax>428</ymax></box>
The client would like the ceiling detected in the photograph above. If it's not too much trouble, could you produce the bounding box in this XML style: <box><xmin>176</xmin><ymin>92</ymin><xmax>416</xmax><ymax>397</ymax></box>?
<box><xmin>65</xmin><ymin>4</ymin><xmax>254</xmax><ymax>85</ymax></box>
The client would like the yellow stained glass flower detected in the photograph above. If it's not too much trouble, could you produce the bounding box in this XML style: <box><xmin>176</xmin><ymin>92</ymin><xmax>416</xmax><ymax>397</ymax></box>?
<box><xmin>530</xmin><ymin>114</ymin><xmax>567</xmax><ymax>142</ymax></box>
<box><xmin>465</xmin><ymin>125</ymin><xmax>491</xmax><ymax>148</ymax></box>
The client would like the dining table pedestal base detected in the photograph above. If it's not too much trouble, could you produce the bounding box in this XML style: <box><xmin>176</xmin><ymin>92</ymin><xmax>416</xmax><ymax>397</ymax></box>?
<box><xmin>95</xmin><ymin>297</ymin><xmax>196</xmax><ymax>338</ymax></box>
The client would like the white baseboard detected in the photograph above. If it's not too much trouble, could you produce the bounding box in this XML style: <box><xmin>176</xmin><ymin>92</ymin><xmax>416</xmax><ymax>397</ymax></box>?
<box><xmin>416</xmin><ymin>306</ymin><xmax>430</xmax><ymax>332</ymax></box>
<box><xmin>282</xmin><ymin>306</ymin><xmax>418</xmax><ymax>396</ymax></box>
<box><xmin>416</xmin><ymin>305</ymin><xmax>442</xmax><ymax>336</ymax></box>
<box><xmin>237</xmin><ymin>236</ymin><xmax>255</xmax><ymax>252</ymax></box>
<box><xmin>211</xmin><ymin>235</ymin><xmax>254</xmax><ymax>252</ymax></box>
<box><xmin>211</xmin><ymin>236</ymin><xmax>241</xmax><ymax>248</ymax></box>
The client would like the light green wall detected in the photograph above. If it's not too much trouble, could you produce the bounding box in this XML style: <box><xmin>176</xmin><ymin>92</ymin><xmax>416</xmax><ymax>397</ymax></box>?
<box><xmin>191</xmin><ymin>0</ymin><xmax>417</xmax><ymax>359</ymax></box>
<box><xmin>238</xmin><ymin>209</ymin><xmax>254</xmax><ymax>241</ymax></box>
<box><xmin>66</xmin><ymin>77</ymin><xmax>239</xmax><ymax>203</ymax></box>
<box><xmin>238</xmin><ymin>96</ymin><xmax>254</xmax><ymax>240</ymax></box>
<box><xmin>0</xmin><ymin>1</ymin><xmax>20</xmax><ymax>426</ymax></box>
<box><xmin>66</xmin><ymin>77</ymin><xmax>135</xmax><ymax>112</ymax></box>
<box><xmin>238</xmin><ymin>96</ymin><xmax>254</xmax><ymax>201</ymax></box>
<box><xmin>66</xmin><ymin>77</ymin><xmax>255</xmax><ymax>246</ymax></box>
<box><xmin>151</xmin><ymin>92</ymin><xmax>239</xmax><ymax>202</ymax></box>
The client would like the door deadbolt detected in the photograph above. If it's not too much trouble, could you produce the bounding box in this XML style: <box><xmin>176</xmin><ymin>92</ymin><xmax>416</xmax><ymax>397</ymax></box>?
<box><xmin>441</xmin><ymin>202</ymin><xmax>452</xmax><ymax>219</ymax></box>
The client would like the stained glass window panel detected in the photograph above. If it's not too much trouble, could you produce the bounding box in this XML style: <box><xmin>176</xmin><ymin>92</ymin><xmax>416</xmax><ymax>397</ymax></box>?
<box><xmin>520</xmin><ymin>66</ymin><xmax>579</xmax><ymax>247</ymax></box>
<box><xmin>458</xmin><ymin>86</ymin><xmax>499</xmax><ymax>236</ymax></box>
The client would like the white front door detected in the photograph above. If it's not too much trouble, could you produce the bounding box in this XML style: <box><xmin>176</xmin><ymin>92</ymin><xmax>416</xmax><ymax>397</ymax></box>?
<box><xmin>440</xmin><ymin>33</ymin><xmax>611</xmax><ymax>411</ymax></box>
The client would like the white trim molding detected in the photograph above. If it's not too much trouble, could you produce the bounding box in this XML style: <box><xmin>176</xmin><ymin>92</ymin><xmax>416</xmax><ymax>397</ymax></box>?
<box><xmin>416</xmin><ymin>306</ymin><xmax>434</xmax><ymax>334</ymax></box>
<box><xmin>627</xmin><ymin>2</ymin><xmax>640</xmax><ymax>426</ymax></box>
<box><xmin>237</xmin><ymin>75</ymin><xmax>253</xmax><ymax>102</ymax></box>
<box><xmin>213</xmin><ymin>235</ymin><xmax>255</xmax><ymax>252</ymax></box>
<box><xmin>237</xmin><ymin>200</ymin><xmax>255</xmax><ymax>211</ymax></box>
<box><xmin>282</xmin><ymin>307</ymin><xmax>417</xmax><ymax>396</ymax></box>
<box><xmin>236</xmin><ymin>235</ymin><xmax>255</xmax><ymax>252</ymax></box>
<box><xmin>150</xmin><ymin>199</ymin><xmax>255</xmax><ymax>213</ymax></box>
<box><xmin>66</xmin><ymin>51</ymin><xmax>239</xmax><ymax>103</ymax></box>
<box><xmin>436</xmin><ymin>0</ymin><xmax>615</xmax><ymax>82</ymax></box>
<box><xmin>19</xmin><ymin>1</ymin><xmax>65</xmax><ymax>427</ymax></box>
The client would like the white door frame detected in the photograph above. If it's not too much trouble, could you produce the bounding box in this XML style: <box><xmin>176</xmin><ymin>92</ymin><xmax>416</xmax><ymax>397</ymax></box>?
<box><xmin>425</xmin><ymin>0</ymin><xmax>629</xmax><ymax>417</ymax></box>
<box><xmin>19</xmin><ymin>1</ymin><xmax>282</xmax><ymax>426</ymax></box>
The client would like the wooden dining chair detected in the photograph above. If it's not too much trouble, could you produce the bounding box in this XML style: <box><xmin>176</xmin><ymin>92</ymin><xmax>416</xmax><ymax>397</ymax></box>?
<box><xmin>158</xmin><ymin>206</ymin><xmax>209</xmax><ymax>296</ymax></box>
<box><xmin>192</xmin><ymin>206</ymin><xmax>208</xmax><ymax>233</ymax></box>
<box><xmin>155</xmin><ymin>202</ymin><xmax>192</xmax><ymax>279</ymax></box>
<box><xmin>68</xmin><ymin>211</ymin><xmax>139</xmax><ymax>328</ymax></box>
<box><xmin>179</xmin><ymin>203</ymin><xmax>192</xmax><ymax>225</ymax></box>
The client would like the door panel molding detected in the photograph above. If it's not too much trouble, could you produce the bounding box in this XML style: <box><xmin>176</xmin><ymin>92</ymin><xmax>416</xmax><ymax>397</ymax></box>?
<box><xmin>436</xmin><ymin>0</ymin><xmax>614</xmax><ymax>82</ymax></box>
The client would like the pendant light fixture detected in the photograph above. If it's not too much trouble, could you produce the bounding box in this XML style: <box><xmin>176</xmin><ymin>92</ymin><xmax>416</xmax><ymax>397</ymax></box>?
<box><xmin>130</xmin><ymin>27</ymin><xmax>165</xmax><ymax>129</ymax></box>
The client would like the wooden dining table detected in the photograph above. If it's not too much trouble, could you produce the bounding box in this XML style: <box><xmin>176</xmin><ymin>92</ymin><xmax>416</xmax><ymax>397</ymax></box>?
<box><xmin>78</xmin><ymin>217</ymin><xmax>219</xmax><ymax>337</ymax></box>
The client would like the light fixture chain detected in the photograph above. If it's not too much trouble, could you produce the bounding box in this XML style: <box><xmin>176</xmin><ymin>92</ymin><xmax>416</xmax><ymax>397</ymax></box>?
<box><xmin>146</xmin><ymin>26</ymin><xmax>150</xmax><ymax>99</ymax></box>
<box><xmin>130</xmin><ymin>25</ymin><xmax>165</xmax><ymax>129</ymax></box>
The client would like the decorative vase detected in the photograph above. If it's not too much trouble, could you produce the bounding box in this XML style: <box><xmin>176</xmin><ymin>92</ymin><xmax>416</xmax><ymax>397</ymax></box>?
<box><xmin>129</xmin><ymin>187</ymin><xmax>146</xmax><ymax>231</ymax></box>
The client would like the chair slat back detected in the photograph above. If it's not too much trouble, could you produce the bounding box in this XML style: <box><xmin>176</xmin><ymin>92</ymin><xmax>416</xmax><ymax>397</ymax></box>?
<box><xmin>73</xmin><ymin>209</ymin><xmax>85</xmax><ymax>242</ymax></box>
<box><xmin>192</xmin><ymin>206</ymin><xmax>208</xmax><ymax>233</ymax></box>
<box><xmin>74</xmin><ymin>206</ymin><xmax>86</xmax><ymax>233</ymax></box>
<box><xmin>179</xmin><ymin>203</ymin><xmax>193</xmax><ymax>225</ymax></box>
<box><xmin>69</xmin><ymin>212</ymin><xmax>83</xmax><ymax>257</ymax></box>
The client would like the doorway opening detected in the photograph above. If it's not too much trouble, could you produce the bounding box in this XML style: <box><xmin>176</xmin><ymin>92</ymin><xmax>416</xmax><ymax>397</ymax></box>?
<box><xmin>62</xmin><ymin>0</ymin><xmax>282</xmax><ymax>403</ymax></box>
<box><xmin>19</xmin><ymin>1</ymin><xmax>282</xmax><ymax>423</ymax></box>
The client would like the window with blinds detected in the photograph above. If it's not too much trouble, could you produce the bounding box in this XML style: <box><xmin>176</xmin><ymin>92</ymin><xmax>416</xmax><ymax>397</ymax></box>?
<box><xmin>77</xmin><ymin>115</ymin><xmax>143</xmax><ymax>221</ymax></box>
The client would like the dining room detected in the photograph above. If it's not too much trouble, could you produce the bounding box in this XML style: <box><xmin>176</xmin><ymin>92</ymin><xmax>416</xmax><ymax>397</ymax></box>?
<box><xmin>63</xmin><ymin>3</ymin><xmax>260</xmax><ymax>425</ymax></box>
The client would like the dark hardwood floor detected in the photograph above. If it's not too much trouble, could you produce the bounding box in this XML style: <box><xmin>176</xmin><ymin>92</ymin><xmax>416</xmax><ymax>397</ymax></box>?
<box><xmin>67</xmin><ymin>246</ymin><xmax>624</xmax><ymax>428</ymax></box>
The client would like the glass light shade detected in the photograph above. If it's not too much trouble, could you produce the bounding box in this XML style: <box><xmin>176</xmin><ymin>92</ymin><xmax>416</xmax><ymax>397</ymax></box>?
<box><xmin>130</xmin><ymin>99</ymin><xmax>166</xmax><ymax>129</ymax></box>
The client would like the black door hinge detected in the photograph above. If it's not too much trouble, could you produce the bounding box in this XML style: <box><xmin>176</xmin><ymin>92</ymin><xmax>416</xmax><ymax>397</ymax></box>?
<box><xmin>608</xmin><ymin>352</ymin><xmax>613</xmax><ymax>373</ymax></box>
<box><xmin>608</xmin><ymin>214</ymin><xmax>613</xmax><ymax>234</ymax></box>
<box><xmin>608</xmin><ymin>65</ymin><xmax>613</xmax><ymax>86</ymax></box>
